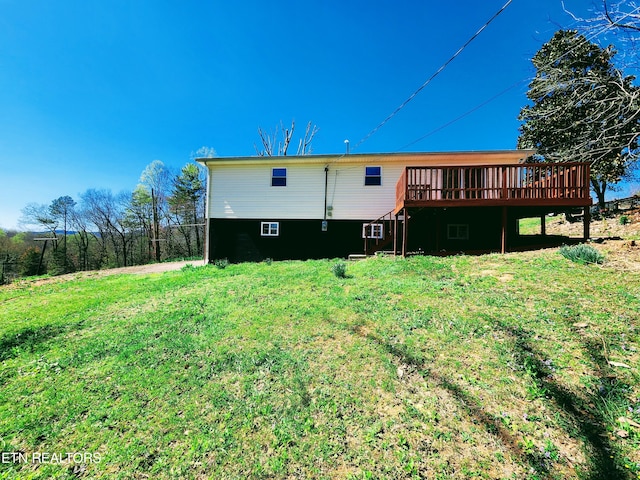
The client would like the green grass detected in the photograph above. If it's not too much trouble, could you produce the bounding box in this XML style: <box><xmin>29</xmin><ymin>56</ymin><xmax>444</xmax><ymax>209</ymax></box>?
<box><xmin>519</xmin><ymin>215</ymin><xmax>561</xmax><ymax>235</ymax></box>
<box><xmin>519</xmin><ymin>216</ymin><xmax>546</xmax><ymax>235</ymax></box>
<box><xmin>1</xmin><ymin>251</ymin><xmax>639</xmax><ymax>479</ymax></box>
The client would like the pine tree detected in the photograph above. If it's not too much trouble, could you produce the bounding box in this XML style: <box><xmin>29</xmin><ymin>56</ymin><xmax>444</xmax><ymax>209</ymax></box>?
<box><xmin>170</xmin><ymin>163</ymin><xmax>206</xmax><ymax>257</ymax></box>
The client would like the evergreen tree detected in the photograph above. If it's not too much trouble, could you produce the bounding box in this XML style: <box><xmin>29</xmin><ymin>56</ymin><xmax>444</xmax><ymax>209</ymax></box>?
<box><xmin>170</xmin><ymin>163</ymin><xmax>206</xmax><ymax>257</ymax></box>
<box><xmin>518</xmin><ymin>30</ymin><xmax>640</xmax><ymax>209</ymax></box>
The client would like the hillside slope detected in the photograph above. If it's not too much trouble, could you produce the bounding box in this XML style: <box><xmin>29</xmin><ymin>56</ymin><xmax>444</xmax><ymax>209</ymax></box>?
<box><xmin>1</xmin><ymin>251</ymin><xmax>639</xmax><ymax>479</ymax></box>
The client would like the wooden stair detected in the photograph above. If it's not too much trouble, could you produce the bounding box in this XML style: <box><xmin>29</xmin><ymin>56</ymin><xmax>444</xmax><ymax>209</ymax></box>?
<box><xmin>363</xmin><ymin>210</ymin><xmax>396</xmax><ymax>256</ymax></box>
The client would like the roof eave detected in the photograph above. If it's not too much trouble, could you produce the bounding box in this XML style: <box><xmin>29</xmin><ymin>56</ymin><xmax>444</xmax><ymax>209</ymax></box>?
<box><xmin>196</xmin><ymin>149</ymin><xmax>537</xmax><ymax>167</ymax></box>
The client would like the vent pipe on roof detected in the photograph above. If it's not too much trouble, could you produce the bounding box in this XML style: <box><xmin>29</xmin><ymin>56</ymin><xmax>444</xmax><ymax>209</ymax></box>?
<box><xmin>344</xmin><ymin>139</ymin><xmax>350</xmax><ymax>155</ymax></box>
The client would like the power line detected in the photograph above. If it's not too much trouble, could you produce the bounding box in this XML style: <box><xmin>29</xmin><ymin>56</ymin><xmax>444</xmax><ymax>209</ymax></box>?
<box><xmin>398</xmin><ymin>79</ymin><xmax>528</xmax><ymax>151</ymax></box>
<box><xmin>397</xmin><ymin>4</ymin><xmax>640</xmax><ymax>151</ymax></box>
<box><xmin>352</xmin><ymin>0</ymin><xmax>513</xmax><ymax>151</ymax></box>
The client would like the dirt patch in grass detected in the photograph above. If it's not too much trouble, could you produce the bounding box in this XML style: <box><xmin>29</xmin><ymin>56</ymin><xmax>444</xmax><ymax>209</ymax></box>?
<box><xmin>519</xmin><ymin>207</ymin><xmax>640</xmax><ymax>271</ymax></box>
<box><xmin>598</xmin><ymin>239</ymin><xmax>640</xmax><ymax>272</ymax></box>
<box><xmin>545</xmin><ymin>207</ymin><xmax>640</xmax><ymax>240</ymax></box>
<box><xmin>4</xmin><ymin>260</ymin><xmax>205</xmax><ymax>289</ymax></box>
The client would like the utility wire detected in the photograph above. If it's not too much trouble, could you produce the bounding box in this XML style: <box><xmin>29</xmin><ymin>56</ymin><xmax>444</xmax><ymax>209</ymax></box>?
<box><xmin>397</xmin><ymin>4</ymin><xmax>640</xmax><ymax>151</ymax></box>
<box><xmin>352</xmin><ymin>0</ymin><xmax>513</xmax><ymax>151</ymax></box>
<box><xmin>398</xmin><ymin>79</ymin><xmax>528</xmax><ymax>151</ymax></box>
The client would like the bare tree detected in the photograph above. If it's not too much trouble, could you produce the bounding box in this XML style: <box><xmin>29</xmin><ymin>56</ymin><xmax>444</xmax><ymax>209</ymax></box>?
<box><xmin>138</xmin><ymin>160</ymin><xmax>171</xmax><ymax>262</ymax></box>
<box><xmin>69</xmin><ymin>205</ymin><xmax>92</xmax><ymax>271</ymax></box>
<box><xmin>601</xmin><ymin>0</ymin><xmax>640</xmax><ymax>32</ymax></box>
<box><xmin>255</xmin><ymin>120</ymin><xmax>318</xmax><ymax>156</ymax></box>
<box><xmin>191</xmin><ymin>146</ymin><xmax>217</xmax><ymax>160</ymax></box>
<box><xmin>128</xmin><ymin>185</ymin><xmax>155</xmax><ymax>263</ymax></box>
<box><xmin>297</xmin><ymin>121</ymin><xmax>319</xmax><ymax>155</ymax></box>
<box><xmin>81</xmin><ymin>189</ymin><xmax>134</xmax><ymax>268</ymax></box>
<box><xmin>50</xmin><ymin>196</ymin><xmax>76</xmax><ymax>272</ymax></box>
<box><xmin>563</xmin><ymin>1</ymin><xmax>640</xmax><ymax>71</ymax></box>
<box><xmin>19</xmin><ymin>203</ymin><xmax>59</xmax><ymax>244</ymax></box>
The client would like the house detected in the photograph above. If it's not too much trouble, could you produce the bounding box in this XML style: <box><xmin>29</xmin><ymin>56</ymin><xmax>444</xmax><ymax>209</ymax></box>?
<box><xmin>196</xmin><ymin>151</ymin><xmax>592</xmax><ymax>263</ymax></box>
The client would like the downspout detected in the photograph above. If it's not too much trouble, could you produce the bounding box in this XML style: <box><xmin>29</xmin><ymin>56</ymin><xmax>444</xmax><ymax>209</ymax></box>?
<box><xmin>324</xmin><ymin>165</ymin><xmax>329</xmax><ymax>220</ymax></box>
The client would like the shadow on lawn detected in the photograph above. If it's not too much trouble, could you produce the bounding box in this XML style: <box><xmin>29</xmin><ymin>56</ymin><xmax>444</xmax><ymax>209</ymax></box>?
<box><xmin>0</xmin><ymin>324</ymin><xmax>73</xmax><ymax>362</ymax></box>
<box><xmin>354</xmin><ymin>322</ymin><xmax>629</xmax><ymax>480</ymax></box>
<box><xmin>496</xmin><ymin>322</ymin><xmax>627</xmax><ymax>480</ymax></box>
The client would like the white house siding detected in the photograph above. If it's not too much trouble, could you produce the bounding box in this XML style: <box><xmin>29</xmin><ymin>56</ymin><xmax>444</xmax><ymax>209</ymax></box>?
<box><xmin>204</xmin><ymin>151</ymin><xmax>533</xmax><ymax>221</ymax></box>
<box><xmin>210</xmin><ymin>162</ymin><xmax>404</xmax><ymax>221</ymax></box>
<box><xmin>210</xmin><ymin>163</ymin><xmax>326</xmax><ymax>220</ymax></box>
<box><xmin>326</xmin><ymin>164</ymin><xmax>402</xmax><ymax>220</ymax></box>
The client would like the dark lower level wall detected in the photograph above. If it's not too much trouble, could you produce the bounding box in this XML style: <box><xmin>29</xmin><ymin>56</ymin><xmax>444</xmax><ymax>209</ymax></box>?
<box><xmin>208</xmin><ymin>219</ymin><xmax>367</xmax><ymax>263</ymax></box>
<box><xmin>208</xmin><ymin>208</ymin><xmax>526</xmax><ymax>262</ymax></box>
<box><xmin>405</xmin><ymin>207</ymin><xmax>508</xmax><ymax>254</ymax></box>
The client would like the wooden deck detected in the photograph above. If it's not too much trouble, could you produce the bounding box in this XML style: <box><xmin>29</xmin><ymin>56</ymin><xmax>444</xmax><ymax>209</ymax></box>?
<box><xmin>395</xmin><ymin>162</ymin><xmax>591</xmax><ymax>214</ymax></box>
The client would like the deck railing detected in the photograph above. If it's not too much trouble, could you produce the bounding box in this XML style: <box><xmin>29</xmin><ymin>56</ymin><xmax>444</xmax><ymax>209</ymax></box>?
<box><xmin>395</xmin><ymin>162</ymin><xmax>591</xmax><ymax>211</ymax></box>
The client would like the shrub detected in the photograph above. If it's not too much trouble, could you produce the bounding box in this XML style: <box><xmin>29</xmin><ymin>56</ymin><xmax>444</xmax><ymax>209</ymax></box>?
<box><xmin>19</xmin><ymin>247</ymin><xmax>43</xmax><ymax>276</ymax></box>
<box><xmin>619</xmin><ymin>215</ymin><xmax>629</xmax><ymax>225</ymax></box>
<box><xmin>559</xmin><ymin>244</ymin><xmax>605</xmax><ymax>265</ymax></box>
<box><xmin>214</xmin><ymin>258</ymin><xmax>230</xmax><ymax>269</ymax></box>
<box><xmin>48</xmin><ymin>249</ymin><xmax>75</xmax><ymax>276</ymax></box>
<box><xmin>332</xmin><ymin>262</ymin><xmax>347</xmax><ymax>278</ymax></box>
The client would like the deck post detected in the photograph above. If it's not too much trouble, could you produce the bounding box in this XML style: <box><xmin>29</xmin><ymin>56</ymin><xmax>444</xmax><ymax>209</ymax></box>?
<box><xmin>393</xmin><ymin>213</ymin><xmax>398</xmax><ymax>257</ymax></box>
<box><xmin>402</xmin><ymin>207</ymin><xmax>408</xmax><ymax>257</ymax></box>
<box><xmin>363</xmin><ymin>230</ymin><xmax>367</xmax><ymax>255</ymax></box>
<box><xmin>583</xmin><ymin>205</ymin><xmax>591</xmax><ymax>242</ymax></box>
<box><xmin>435</xmin><ymin>210</ymin><xmax>440</xmax><ymax>253</ymax></box>
<box><xmin>501</xmin><ymin>206</ymin><xmax>507</xmax><ymax>254</ymax></box>
<box><xmin>540</xmin><ymin>215</ymin><xmax>546</xmax><ymax>236</ymax></box>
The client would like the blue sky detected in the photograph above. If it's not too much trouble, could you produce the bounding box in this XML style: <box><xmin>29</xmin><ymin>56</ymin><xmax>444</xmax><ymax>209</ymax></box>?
<box><xmin>0</xmin><ymin>0</ymin><xmax>632</xmax><ymax>230</ymax></box>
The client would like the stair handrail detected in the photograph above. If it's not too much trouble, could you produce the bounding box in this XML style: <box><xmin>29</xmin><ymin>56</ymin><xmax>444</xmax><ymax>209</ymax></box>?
<box><xmin>363</xmin><ymin>209</ymin><xmax>396</xmax><ymax>255</ymax></box>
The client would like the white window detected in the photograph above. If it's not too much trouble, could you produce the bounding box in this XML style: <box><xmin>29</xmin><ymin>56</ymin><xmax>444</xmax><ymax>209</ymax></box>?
<box><xmin>447</xmin><ymin>224</ymin><xmax>469</xmax><ymax>240</ymax></box>
<box><xmin>261</xmin><ymin>222</ymin><xmax>280</xmax><ymax>236</ymax></box>
<box><xmin>362</xmin><ymin>223</ymin><xmax>384</xmax><ymax>239</ymax></box>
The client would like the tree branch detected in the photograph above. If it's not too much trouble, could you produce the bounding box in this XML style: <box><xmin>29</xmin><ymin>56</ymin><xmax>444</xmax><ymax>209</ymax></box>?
<box><xmin>604</xmin><ymin>0</ymin><xmax>640</xmax><ymax>32</ymax></box>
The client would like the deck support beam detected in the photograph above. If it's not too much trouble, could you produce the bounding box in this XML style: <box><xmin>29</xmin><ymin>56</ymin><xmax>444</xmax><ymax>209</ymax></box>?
<box><xmin>501</xmin><ymin>206</ymin><xmax>507</xmax><ymax>254</ymax></box>
<box><xmin>583</xmin><ymin>205</ymin><xmax>591</xmax><ymax>242</ymax></box>
<box><xmin>402</xmin><ymin>207</ymin><xmax>408</xmax><ymax>257</ymax></box>
<box><xmin>435</xmin><ymin>210</ymin><xmax>440</xmax><ymax>253</ymax></box>
<box><xmin>540</xmin><ymin>215</ymin><xmax>546</xmax><ymax>236</ymax></box>
<box><xmin>393</xmin><ymin>214</ymin><xmax>398</xmax><ymax>257</ymax></box>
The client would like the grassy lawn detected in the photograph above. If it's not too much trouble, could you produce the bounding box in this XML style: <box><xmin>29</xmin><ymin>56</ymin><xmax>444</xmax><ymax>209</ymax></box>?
<box><xmin>0</xmin><ymin>250</ymin><xmax>639</xmax><ymax>479</ymax></box>
<box><xmin>519</xmin><ymin>210</ymin><xmax>640</xmax><ymax>241</ymax></box>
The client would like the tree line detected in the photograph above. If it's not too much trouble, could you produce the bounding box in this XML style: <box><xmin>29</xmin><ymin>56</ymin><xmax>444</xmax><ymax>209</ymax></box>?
<box><xmin>1</xmin><ymin>160</ymin><xmax>207</xmax><ymax>283</ymax></box>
